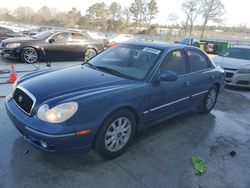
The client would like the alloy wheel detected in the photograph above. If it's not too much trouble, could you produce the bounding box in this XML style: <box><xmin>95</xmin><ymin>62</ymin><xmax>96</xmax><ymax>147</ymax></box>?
<box><xmin>23</xmin><ymin>49</ymin><xmax>38</xmax><ymax>63</ymax></box>
<box><xmin>104</xmin><ymin>117</ymin><xmax>132</xmax><ymax>152</ymax></box>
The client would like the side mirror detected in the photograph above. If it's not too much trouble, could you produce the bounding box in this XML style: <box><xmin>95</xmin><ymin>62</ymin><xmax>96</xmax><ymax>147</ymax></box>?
<box><xmin>159</xmin><ymin>71</ymin><xmax>178</xmax><ymax>81</ymax></box>
<box><xmin>49</xmin><ymin>38</ymin><xmax>55</xmax><ymax>43</ymax></box>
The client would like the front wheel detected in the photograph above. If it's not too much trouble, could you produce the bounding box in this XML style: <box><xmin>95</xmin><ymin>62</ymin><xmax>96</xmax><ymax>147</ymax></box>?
<box><xmin>199</xmin><ymin>86</ymin><xmax>218</xmax><ymax>114</ymax></box>
<box><xmin>21</xmin><ymin>47</ymin><xmax>38</xmax><ymax>64</ymax></box>
<box><xmin>94</xmin><ymin>109</ymin><xmax>136</xmax><ymax>159</ymax></box>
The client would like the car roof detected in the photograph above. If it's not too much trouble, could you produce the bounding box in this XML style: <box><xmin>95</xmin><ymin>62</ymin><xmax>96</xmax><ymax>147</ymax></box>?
<box><xmin>121</xmin><ymin>41</ymin><xmax>198</xmax><ymax>51</ymax></box>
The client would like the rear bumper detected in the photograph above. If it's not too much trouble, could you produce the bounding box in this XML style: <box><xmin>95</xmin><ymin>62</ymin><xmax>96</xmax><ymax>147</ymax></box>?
<box><xmin>5</xmin><ymin>95</ymin><xmax>94</xmax><ymax>152</ymax></box>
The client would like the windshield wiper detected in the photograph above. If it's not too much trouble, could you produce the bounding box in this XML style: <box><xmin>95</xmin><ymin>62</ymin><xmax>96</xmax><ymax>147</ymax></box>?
<box><xmin>95</xmin><ymin>66</ymin><xmax>131</xmax><ymax>79</ymax></box>
<box><xmin>82</xmin><ymin>61</ymin><xmax>96</xmax><ymax>68</ymax></box>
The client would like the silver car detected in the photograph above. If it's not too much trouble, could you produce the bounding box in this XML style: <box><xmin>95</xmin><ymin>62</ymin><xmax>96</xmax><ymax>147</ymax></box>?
<box><xmin>213</xmin><ymin>46</ymin><xmax>250</xmax><ymax>88</ymax></box>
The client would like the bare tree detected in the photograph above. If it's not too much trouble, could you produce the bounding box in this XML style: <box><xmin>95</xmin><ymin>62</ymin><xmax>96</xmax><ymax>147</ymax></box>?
<box><xmin>200</xmin><ymin>0</ymin><xmax>225</xmax><ymax>38</ymax></box>
<box><xmin>147</xmin><ymin>0</ymin><xmax>159</xmax><ymax>26</ymax></box>
<box><xmin>167</xmin><ymin>12</ymin><xmax>179</xmax><ymax>26</ymax></box>
<box><xmin>181</xmin><ymin>0</ymin><xmax>201</xmax><ymax>37</ymax></box>
<box><xmin>123</xmin><ymin>7</ymin><xmax>131</xmax><ymax>29</ymax></box>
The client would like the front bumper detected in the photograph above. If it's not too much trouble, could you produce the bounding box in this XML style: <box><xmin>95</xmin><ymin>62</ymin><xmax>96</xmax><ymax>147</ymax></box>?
<box><xmin>5</xmin><ymin>95</ymin><xmax>94</xmax><ymax>152</ymax></box>
<box><xmin>0</xmin><ymin>46</ymin><xmax>20</xmax><ymax>59</ymax></box>
<box><xmin>224</xmin><ymin>68</ymin><xmax>250</xmax><ymax>88</ymax></box>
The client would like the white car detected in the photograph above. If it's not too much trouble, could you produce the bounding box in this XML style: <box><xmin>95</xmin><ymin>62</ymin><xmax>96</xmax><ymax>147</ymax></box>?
<box><xmin>213</xmin><ymin>46</ymin><xmax>250</xmax><ymax>88</ymax></box>
<box><xmin>109</xmin><ymin>34</ymin><xmax>134</xmax><ymax>45</ymax></box>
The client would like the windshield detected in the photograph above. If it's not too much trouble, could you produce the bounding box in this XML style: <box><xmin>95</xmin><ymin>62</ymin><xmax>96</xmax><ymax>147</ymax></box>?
<box><xmin>33</xmin><ymin>31</ymin><xmax>54</xmax><ymax>39</ymax></box>
<box><xmin>86</xmin><ymin>45</ymin><xmax>162</xmax><ymax>80</ymax></box>
<box><xmin>219</xmin><ymin>47</ymin><xmax>250</xmax><ymax>60</ymax></box>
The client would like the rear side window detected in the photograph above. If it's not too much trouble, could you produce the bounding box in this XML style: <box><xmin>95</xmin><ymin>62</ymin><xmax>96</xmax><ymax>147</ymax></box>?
<box><xmin>187</xmin><ymin>50</ymin><xmax>209</xmax><ymax>72</ymax></box>
<box><xmin>160</xmin><ymin>50</ymin><xmax>187</xmax><ymax>75</ymax></box>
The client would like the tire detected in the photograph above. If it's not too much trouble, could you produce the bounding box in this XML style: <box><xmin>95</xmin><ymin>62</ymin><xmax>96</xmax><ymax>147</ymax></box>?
<box><xmin>199</xmin><ymin>86</ymin><xmax>218</xmax><ymax>114</ymax></box>
<box><xmin>84</xmin><ymin>48</ymin><xmax>97</xmax><ymax>61</ymax></box>
<box><xmin>21</xmin><ymin>47</ymin><xmax>38</xmax><ymax>64</ymax></box>
<box><xmin>94</xmin><ymin>109</ymin><xmax>136</xmax><ymax>159</ymax></box>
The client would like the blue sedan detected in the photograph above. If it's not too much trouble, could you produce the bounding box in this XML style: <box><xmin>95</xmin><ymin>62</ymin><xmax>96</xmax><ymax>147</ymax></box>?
<box><xmin>5</xmin><ymin>42</ymin><xmax>224</xmax><ymax>159</ymax></box>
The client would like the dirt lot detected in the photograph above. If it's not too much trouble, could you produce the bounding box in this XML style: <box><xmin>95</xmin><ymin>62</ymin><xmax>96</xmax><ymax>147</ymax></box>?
<box><xmin>0</xmin><ymin>57</ymin><xmax>250</xmax><ymax>188</ymax></box>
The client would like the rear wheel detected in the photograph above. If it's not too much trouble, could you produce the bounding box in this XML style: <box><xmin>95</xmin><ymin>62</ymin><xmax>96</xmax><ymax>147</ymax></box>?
<box><xmin>199</xmin><ymin>86</ymin><xmax>218</xmax><ymax>114</ymax></box>
<box><xmin>21</xmin><ymin>47</ymin><xmax>38</xmax><ymax>64</ymax></box>
<box><xmin>94</xmin><ymin>109</ymin><xmax>136</xmax><ymax>159</ymax></box>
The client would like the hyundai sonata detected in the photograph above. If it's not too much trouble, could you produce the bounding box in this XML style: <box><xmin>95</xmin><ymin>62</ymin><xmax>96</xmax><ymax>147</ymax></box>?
<box><xmin>5</xmin><ymin>42</ymin><xmax>224</xmax><ymax>159</ymax></box>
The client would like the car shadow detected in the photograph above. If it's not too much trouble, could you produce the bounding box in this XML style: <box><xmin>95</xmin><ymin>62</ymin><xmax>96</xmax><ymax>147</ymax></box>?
<box><xmin>9</xmin><ymin>111</ymin><xmax>216</xmax><ymax>174</ymax></box>
<box><xmin>224</xmin><ymin>85</ymin><xmax>250</xmax><ymax>92</ymax></box>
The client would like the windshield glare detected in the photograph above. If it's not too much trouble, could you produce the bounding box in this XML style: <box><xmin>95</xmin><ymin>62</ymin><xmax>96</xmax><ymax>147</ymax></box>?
<box><xmin>219</xmin><ymin>47</ymin><xmax>250</xmax><ymax>60</ymax></box>
<box><xmin>33</xmin><ymin>31</ymin><xmax>54</xmax><ymax>39</ymax></box>
<box><xmin>87</xmin><ymin>45</ymin><xmax>162</xmax><ymax>80</ymax></box>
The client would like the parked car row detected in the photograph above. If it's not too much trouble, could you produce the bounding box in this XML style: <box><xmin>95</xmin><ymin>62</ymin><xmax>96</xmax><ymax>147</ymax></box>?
<box><xmin>0</xmin><ymin>26</ymin><xmax>23</xmax><ymax>41</ymax></box>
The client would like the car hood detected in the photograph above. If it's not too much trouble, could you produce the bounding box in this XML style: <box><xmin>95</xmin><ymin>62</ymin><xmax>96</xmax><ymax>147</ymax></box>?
<box><xmin>17</xmin><ymin>65</ymin><xmax>140</xmax><ymax>104</ymax></box>
<box><xmin>2</xmin><ymin>36</ymin><xmax>36</xmax><ymax>43</ymax></box>
<box><xmin>212</xmin><ymin>56</ymin><xmax>250</xmax><ymax>69</ymax></box>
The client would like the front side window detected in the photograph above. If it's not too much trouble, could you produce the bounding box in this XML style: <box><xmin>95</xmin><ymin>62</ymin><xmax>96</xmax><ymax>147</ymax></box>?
<box><xmin>160</xmin><ymin>50</ymin><xmax>187</xmax><ymax>75</ymax></box>
<box><xmin>87</xmin><ymin>45</ymin><xmax>162</xmax><ymax>80</ymax></box>
<box><xmin>187</xmin><ymin>50</ymin><xmax>209</xmax><ymax>72</ymax></box>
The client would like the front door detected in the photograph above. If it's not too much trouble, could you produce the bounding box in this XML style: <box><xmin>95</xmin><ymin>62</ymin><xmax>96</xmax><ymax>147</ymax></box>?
<box><xmin>145</xmin><ymin>49</ymin><xmax>192</xmax><ymax>123</ymax></box>
<box><xmin>44</xmin><ymin>32</ymin><xmax>71</xmax><ymax>60</ymax></box>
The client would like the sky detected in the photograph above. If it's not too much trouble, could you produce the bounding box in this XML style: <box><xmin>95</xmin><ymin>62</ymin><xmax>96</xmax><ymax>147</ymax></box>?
<box><xmin>0</xmin><ymin>0</ymin><xmax>249</xmax><ymax>27</ymax></box>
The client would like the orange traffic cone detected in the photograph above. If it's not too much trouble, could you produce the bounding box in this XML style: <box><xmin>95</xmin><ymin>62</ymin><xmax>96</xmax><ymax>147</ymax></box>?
<box><xmin>9</xmin><ymin>64</ymin><xmax>17</xmax><ymax>83</ymax></box>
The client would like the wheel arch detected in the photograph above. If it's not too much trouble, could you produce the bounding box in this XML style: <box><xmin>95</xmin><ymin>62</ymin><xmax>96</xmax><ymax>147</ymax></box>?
<box><xmin>20</xmin><ymin>46</ymin><xmax>40</xmax><ymax>58</ymax></box>
<box><xmin>92</xmin><ymin>105</ymin><xmax>142</xmax><ymax>148</ymax></box>
<box><xmin>214</xmin><ymin>82</ymin><xmax>220</xmax><ymax>91</ymax></box>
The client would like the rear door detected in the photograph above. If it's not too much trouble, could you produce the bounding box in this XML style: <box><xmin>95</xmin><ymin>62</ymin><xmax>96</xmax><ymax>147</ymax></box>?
<box><xmin>146</xmin><ymin>49</ymin><xmax>192</xmax><ymax>123</ymax></box>
<box><xmin>185</xmin><ymin>48</ymin><xmax>215</xmax><ymax>106</ymax></box>
<box><xmin>67</xmin><ymin>32</ymin><xmax>89</xmax><ymax>58</ymax></box>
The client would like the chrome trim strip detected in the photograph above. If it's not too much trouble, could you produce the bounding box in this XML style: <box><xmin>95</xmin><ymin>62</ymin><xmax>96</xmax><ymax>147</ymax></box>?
<box><xmin>150</xmin><ymin>97</ymin><xmax>190</xmax><ymax>112</ymax></box>
<box><xmin>25</xmin><ymin>126</ymin><xmax>75</xmax><ymax>138</ymax></box>
<box><xmin>143</xmin><ymin>90</ymin><xmax>208</xmax><ymax>114</ymax></box>
<box><xmin>14</xmin><ymin>86</ymin><xmax>36</xmax><ymax>116</ymax></box>
<box><xmin>191</xmin><ymin>90</ymin><xmax>208</xmax><ymax>97</ymax></box>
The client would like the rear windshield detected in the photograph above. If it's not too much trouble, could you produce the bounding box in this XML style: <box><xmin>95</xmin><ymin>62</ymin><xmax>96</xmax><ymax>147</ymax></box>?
<box><xmin>219</xmin><ymin>47</ymin><xmax>250</xmax><ymax>60</ymax></box>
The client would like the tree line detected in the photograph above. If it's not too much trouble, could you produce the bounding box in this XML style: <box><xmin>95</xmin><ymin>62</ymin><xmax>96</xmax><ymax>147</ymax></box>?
<box><xmin>0</xmin><ymin>0</ymin><xmax>239</xmax><ymax>38</ymax></box>
<box><xmin>0</xmin><ymin>0</ymin><xmax>159</xmax><ymax>33</ymax></box>
<box><xmin>168</xmin><ymin>0</ymin><xmax>225</xmax><ymax>38</ymax></box>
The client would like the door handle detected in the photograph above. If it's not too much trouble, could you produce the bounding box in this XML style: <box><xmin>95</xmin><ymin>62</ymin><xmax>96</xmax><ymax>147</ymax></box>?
<box><xmin>183</xmin><ymin>81</ymin><xmax>190</xmax><ymax>87</ymax></box>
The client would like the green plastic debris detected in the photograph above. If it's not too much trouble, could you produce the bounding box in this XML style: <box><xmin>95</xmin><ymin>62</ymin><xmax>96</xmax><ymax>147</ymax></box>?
<box><xmin>192</xmin><ymin>157</ymin><xmax>207</xmax><ymax>175</ymax></box>
<box><xmin>0</xmin><ymin>69</ymin><xmax>10</xmax><ymax>74</ymax></box>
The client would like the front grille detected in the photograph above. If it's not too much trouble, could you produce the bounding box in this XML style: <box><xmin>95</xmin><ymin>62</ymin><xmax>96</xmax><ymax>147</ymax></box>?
<box><xmin>13</xmin><ymin>88</ymin><xmax>34</xmax><ymax>115</ymax></box>
<box><xmin>225</xmin><ymin>72</ymin><xmax>234</xmax><ymax>78</ymax></box>
<box><xmin>236</xmin><ymin>80</ymin><xmax>250</xmax><ymax>85</ymax></box>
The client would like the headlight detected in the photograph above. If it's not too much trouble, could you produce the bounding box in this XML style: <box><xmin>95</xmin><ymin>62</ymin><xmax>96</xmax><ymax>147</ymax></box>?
<box><xmin>238</xmin><ymin>68</ymin><xmax>250</xmax><ymax>74</ymax></box>
<box><xmin>6</xmin><ymin>43</ymin><xmax>21</xmax><ymax>48</ymax></box>
<box><xmin>37</xmin><ymin>102</ymin><xmax>78</xmax><ymax>123</ymax></box>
